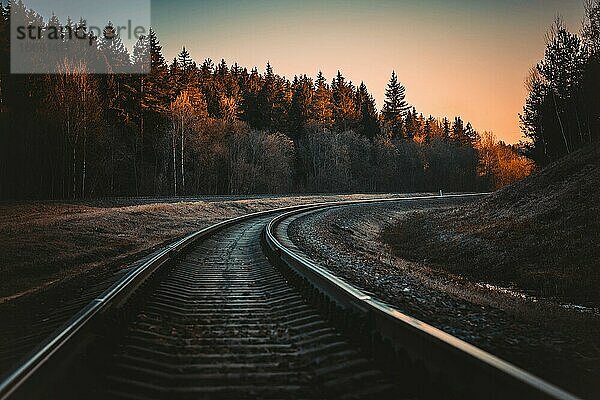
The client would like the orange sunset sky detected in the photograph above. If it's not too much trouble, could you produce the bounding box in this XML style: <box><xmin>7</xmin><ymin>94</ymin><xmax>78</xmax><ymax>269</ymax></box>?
<box><xmin>152</xmin><ymin>0</ymin><xmax>585</xmax><ymax>143</ymax></box>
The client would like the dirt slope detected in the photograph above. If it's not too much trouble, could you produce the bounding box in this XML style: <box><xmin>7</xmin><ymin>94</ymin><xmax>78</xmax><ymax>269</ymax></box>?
<box><xmin>383</xmin><ymin>144</ymin><xmax>600</xmax><ymax>305</ymax></box>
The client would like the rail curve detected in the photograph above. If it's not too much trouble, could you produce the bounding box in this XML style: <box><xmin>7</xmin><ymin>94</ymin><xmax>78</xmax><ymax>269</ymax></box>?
<box><xmin>0</xmin><ymin>194</ymin><xmax>580</xmax><ymax>399</ymax></box>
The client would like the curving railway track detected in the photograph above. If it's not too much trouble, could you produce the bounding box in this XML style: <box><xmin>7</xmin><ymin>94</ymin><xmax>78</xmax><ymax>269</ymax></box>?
<box><xmin>0</xmin><ymin>196</ymin><xmax>582</xmax><ymax>400</ymax></box>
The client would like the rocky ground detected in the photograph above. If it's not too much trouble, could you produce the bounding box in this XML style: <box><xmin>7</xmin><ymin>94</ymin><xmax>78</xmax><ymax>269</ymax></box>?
<box><xmin>288</xmin><ymin>198</ymin><xmax>599</xmax><ymax>399</ymax></box>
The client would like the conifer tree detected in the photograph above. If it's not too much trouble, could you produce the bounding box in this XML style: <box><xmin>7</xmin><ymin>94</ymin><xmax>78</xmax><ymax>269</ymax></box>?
<box><xmin>452</xmin><ymin>116</ymin><xmax>465</xmax><ymax>144</ymax></box>
<box><xmin>537</xmin><ymin>18</ymin><xmax>587</xmax><ymax>156</ymax></box>
<box><xmin>583</xmin><ymin>0</ymin><xmax>600</xmax><ymax>54</ymax></box>
<box><xmin>355</xmin><ymin>82</ymin><xmax>380</xmax><ymax>140</ymax></box>
<box><xmin>404</xmin><ymin>107</ymin><xmax>421</xmax><ymax>140</ymax></box>
<box><xmin>199</xmin><ymin>58</ymin><xmax>220</xmax><ymax>117</ymax></box>
<box><xmin>331</xmin><ymin>71</ymin><xmax>357</xmax><ymax>132</ymax></box>
<box><xmin>143</xmin><ymin>29</ymin><xmax>169</xmax><ymax>114</ymax></box>
<box><xmin>241</xmin><ymin>67</ymin><xmax>262</xmax><ymax>128</ymax></box>
<box><xmin>200</xmin><ymin>58</ymin><xmax>214</xmax><ymax>79</ymax></box>
<box><xmin>214</xmin><ymin>59</ymin><xmax>242</xmax><ymax>121</ymax></box>
<box><xmin>98</xmin><ymin>21</ymin><xmax>132</xmax><ymax>73</ymax></box>
<box><xmin>271</xmin><ymin>76</ymin><xmax>292</xmax><ymax>133</ymax></box>
<box><xmin>216</xmin><ymin>59</ymin><xmax>229</xmax><ymax>78</ymax></box>
<box><xmin>382</xmin><ymin>72</ymin><xmax>409</xmax><ymax>119</ymax></box>
<box><xmin>519</xmin><ymin>68</ymin><xmax>548</xmax><ymax>162</ymax></box>
<box><xmin>382</xmin><ymin>71</ymin><xmax>409</xmax><ymax>137</ymax></box>
<box><xmin>518</xmin><ymin>7</ymin><xmax>600</xmax><ymax>164</ymax></box>
<box><xmin>310</xmin><ymin>71</ymin><xmax>333</xmax><ymax>129</ymax></box>
<box><xmin>289</xmin><ymin>75</ymin><xmax>314</xmax><ymax>137</ymax></box>
<box><xmin>423</xmin><ymin>116</ymin><xmax>435</xmax><ymax>144</ymax></box>
<box><xmin>148</xmin><ymin>29</ymin><xmax>166</xmax><ymax>70</ymax></box>
<box><xmin>442</xmin><ymin>117</ymin><xmax>451</xmax><ymax>141</ymax></box>
<box><xmin>132</xmin><ymin>35</ymin><xmax>150</xmax><ymax>74</ymax></box>
<box><xmin>464</xmin><ymin>122</ymin><xmax>478</xmax><ymax>144</ymax></box>
<box><xmin>258</xmin><ymin>62</ymin><xmax>282</xmax><ymax>130</ymax></box>
<box><xmin>178</xmin><ymin>47</ymin><xmax>194</xmax><ymax>71</ymax></box>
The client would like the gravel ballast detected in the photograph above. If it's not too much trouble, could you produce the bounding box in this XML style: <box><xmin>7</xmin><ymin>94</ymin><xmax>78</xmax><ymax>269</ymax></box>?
<box><xmin>287</xmin><ymin>199</ymin><xmax>599</xmax><ymax>398</ymax></box>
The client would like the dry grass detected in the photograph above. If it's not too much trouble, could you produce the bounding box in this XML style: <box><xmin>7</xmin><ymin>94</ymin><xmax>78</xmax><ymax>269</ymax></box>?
<box><xmin>0</xmin><ymin>194</ymin><xmax>396</xmax><ymax>303</ymax></box>
<box><xmin>382</xmin><ymin>144</ymin><xmax>600</xmax><ymax>305</ymax></box>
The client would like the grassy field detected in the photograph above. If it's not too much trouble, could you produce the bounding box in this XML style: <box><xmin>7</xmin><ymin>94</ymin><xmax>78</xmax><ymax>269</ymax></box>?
<box><xmin>382</xmin><ymin>145</ymin><xmax>600</xmax><ymax>305</ymax></box>
<box><xmin>0</xmin><ymin>194</ymin><xmax>396</xmax><ymax>304</ymax></box>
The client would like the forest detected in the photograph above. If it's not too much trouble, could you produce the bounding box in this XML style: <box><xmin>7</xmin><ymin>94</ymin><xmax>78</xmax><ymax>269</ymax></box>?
<box><xmin>520</xmin><ymin>2</ymin><xmax>600</xmax><ymax>165</ymax></box>
<box><xmin>0</xmin><ymin>1</ymin><xmax>549</xmax><ymax>199</ymax></box>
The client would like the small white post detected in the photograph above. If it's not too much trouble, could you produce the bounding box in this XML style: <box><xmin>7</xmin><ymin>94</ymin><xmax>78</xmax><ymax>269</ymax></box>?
<box><xmin>439</xmin><ymin>189</ymin><xmax>443</xmax><ymax>197</ymax></box>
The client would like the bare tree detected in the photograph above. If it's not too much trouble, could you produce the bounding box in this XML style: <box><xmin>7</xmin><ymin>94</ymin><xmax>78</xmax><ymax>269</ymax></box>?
<box><xmin>48</xmin><ymin>60</ymin><xmax>101</xmax><ymax>198</ymax></box>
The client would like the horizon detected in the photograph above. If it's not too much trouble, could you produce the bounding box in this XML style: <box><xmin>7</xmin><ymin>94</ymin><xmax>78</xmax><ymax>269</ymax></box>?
<box><xmin>151</xmin><ymin>0</ymin><xmax>585</xmax><ymax>144</ymax></box>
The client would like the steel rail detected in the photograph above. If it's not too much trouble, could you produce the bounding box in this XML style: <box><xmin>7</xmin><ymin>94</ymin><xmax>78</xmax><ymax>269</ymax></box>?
<box><xmin>263</xmin><ymin>196</ymin><xmax>582</xmax><ymax>400</ymax></box>
<box><xmin>0</xmin><ymin>199</ymin><xmax>346</xmax><ymax>399</ymax></box>
<box><xmin>0</xmin><ymin>193</ymin><xmax>484</xmax><ymax>399</ymax></box>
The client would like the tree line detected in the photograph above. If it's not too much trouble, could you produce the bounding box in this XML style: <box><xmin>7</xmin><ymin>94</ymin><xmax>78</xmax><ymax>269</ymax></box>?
<box><xmin>520</xmin><ymin>1</ymin><xmax>600</xmax><ymax>165</ymax></box>
<box><xmin>0</xmin><ymin>1</ymin><xmax>531</xmax><ymax>199</ymax></box>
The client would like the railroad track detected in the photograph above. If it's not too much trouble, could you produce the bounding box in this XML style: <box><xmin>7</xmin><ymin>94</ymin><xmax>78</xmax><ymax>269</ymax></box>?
<box><xmin>0</xmin><ymin>195</ymin><xmax>582</xmax><ymax>400</ymax></box>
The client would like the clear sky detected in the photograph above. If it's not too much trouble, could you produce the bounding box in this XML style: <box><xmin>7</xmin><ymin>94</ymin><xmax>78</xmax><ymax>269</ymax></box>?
<box><xmin>152</xmin><ymin>0</ymin><xmax>585</xmax><ymax>143</ymax></box>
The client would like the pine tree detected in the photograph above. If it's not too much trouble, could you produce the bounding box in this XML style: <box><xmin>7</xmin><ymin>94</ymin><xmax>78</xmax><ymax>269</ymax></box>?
<box><xmin>73</xmin><ymin>18</ymin><xmax>101</xmax><ymax>72</ymax></box>
<box><xmin>582</xmin><ymin>0</ymin><xmax>600</xmax><ymax>54</ymax></box>
<box><xmin>200</xmin><ymin>58</ymin><xmax>214</xmax><ymax>78</ymax></box>
<box><xmin>382</xmin><ymin>72</ymin><xmax>409</xmax><ymax>118</ymax></box>
<box><xmin>355</xmin><ymin>82</ymin><xmax>380</xmax><ymax>140</ymax></box>
<box><xmin>382</xmin><ymin>71</ymin><xmax>409</xmax><ymax>137</ymax></box>
<box><xmin>98</xmin><ymin>21</ymin><xmax>132</xmax><ymax>73</ymax></box>
<box><xmin>464</xmin><ymin>122</ymin><xmax>478</xmax><ymax>144</ymax></box>
<box><xmin>213</xmin><ymin>58</ymin><xmax>242</xmax><ymax>121</ymax></box>
<box><xmin>198</xmin><ymin>58</ymin><xmax>220</xmax><ymax>117</ymax></box>
<box><xmin>240</xmin><ymin>67</ymin><xmax>262</xmax><ymax>128</ymax></box>
<box><xmin>538</xmin><ymin>18</ymin><xmax>586</xmax><ymax>100</ymax></box>
<box><xmin>230</xmin><ymin>62</ymin><xmax>242</xmax><ymax>77</ymax></box>
<box><xmin>257</xmin><ymin>62</ymin><xmax>287</xmax><ymax>130</ymax></box>
<box><xmin>142</xmin><ymin>29</ymin><xmax>169</xmax><ymax>114</ymax></box>
<box><xmin>148</xmin><ymin>29</ymin><xmax>166</xmax><ymax>71</ymax></box>
<box><xmin>331</xmin><ymin>71</ymin><xmax>357</xmax><ymax>132</ymax></box>
<box><xmin>423</xmin><ymin>116</ymin><xmax>435</xmax><ymax>144</ymax></box>
<box><xmin>452</xmin><ymin>116</ymin><xmax>466</xmax><ymax>144</ymax></box>
<box><xmin>442</xmin><ymin>117</ymin><xmax>451</xmax><ymax>141</ymax></box>
<box><xmin>520</xmin><ymin>68</ymin><xmax>548</xmax><ymax>162</ymax></box>
<box><xmin>216</xmin><ymin>59</ymin><xmax>229</xmax><ymax>78</ymax></box>
<box><xmin>132</xmin><ymin>35</ymin><xmax>150</xmax><ymax>74</ymax></box>
<box><xmin>272</xmin><ymin>76</ymin><xmax>292</xmax><ymax>133</ymax></box>
<box><xmin>41</xmin><ymin>13</ymin><xmax>63</xmax><ymax>71</ymax></box>
<box><xmin>537</xmin><ymin>18</ymin><xmax>587</xmax><ymax>155</ymax></box>
<box><xmin>289</xmin><ymin>75</ymin><xmax>314</xmax><ymax>137</ymax></box>
<box><xmin>178</xmin><ymin>47</ymin><xmax>194</xmax><ymax>71</ymax></box>
<box><xmin>179</xmin><ymin>49</ymin><xmax>201</xmax><ymax>94</ymax></box>
<box><xmin>265</xmin><ymin>62</ymin><xmax>274</xmax><ymax>78</ymax></box>
<box><xmin>310</xmin><ymin>71</ymin><xmax>333</xmax><ymax>129</ymax></box>
<box><xmin>414</xmin><ymin>113</ymin><xmax>426</xmax><ymax>142</ymax></box>
<box><xmin>135</xmin><ymin>29</ymin><xmax>169</xmax><ymax>193</ymax></box>
<box><xmin>404</xmin><ymin>107</ymin><xmax>421</xmax><ymax>140</ymax></box>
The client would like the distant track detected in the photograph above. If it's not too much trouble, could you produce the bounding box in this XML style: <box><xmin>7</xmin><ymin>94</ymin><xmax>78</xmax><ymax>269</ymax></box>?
<box><xmin>0</xmin><ymin>194</ymin><xmax>581</xmax><ymax>400</ymax></box>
